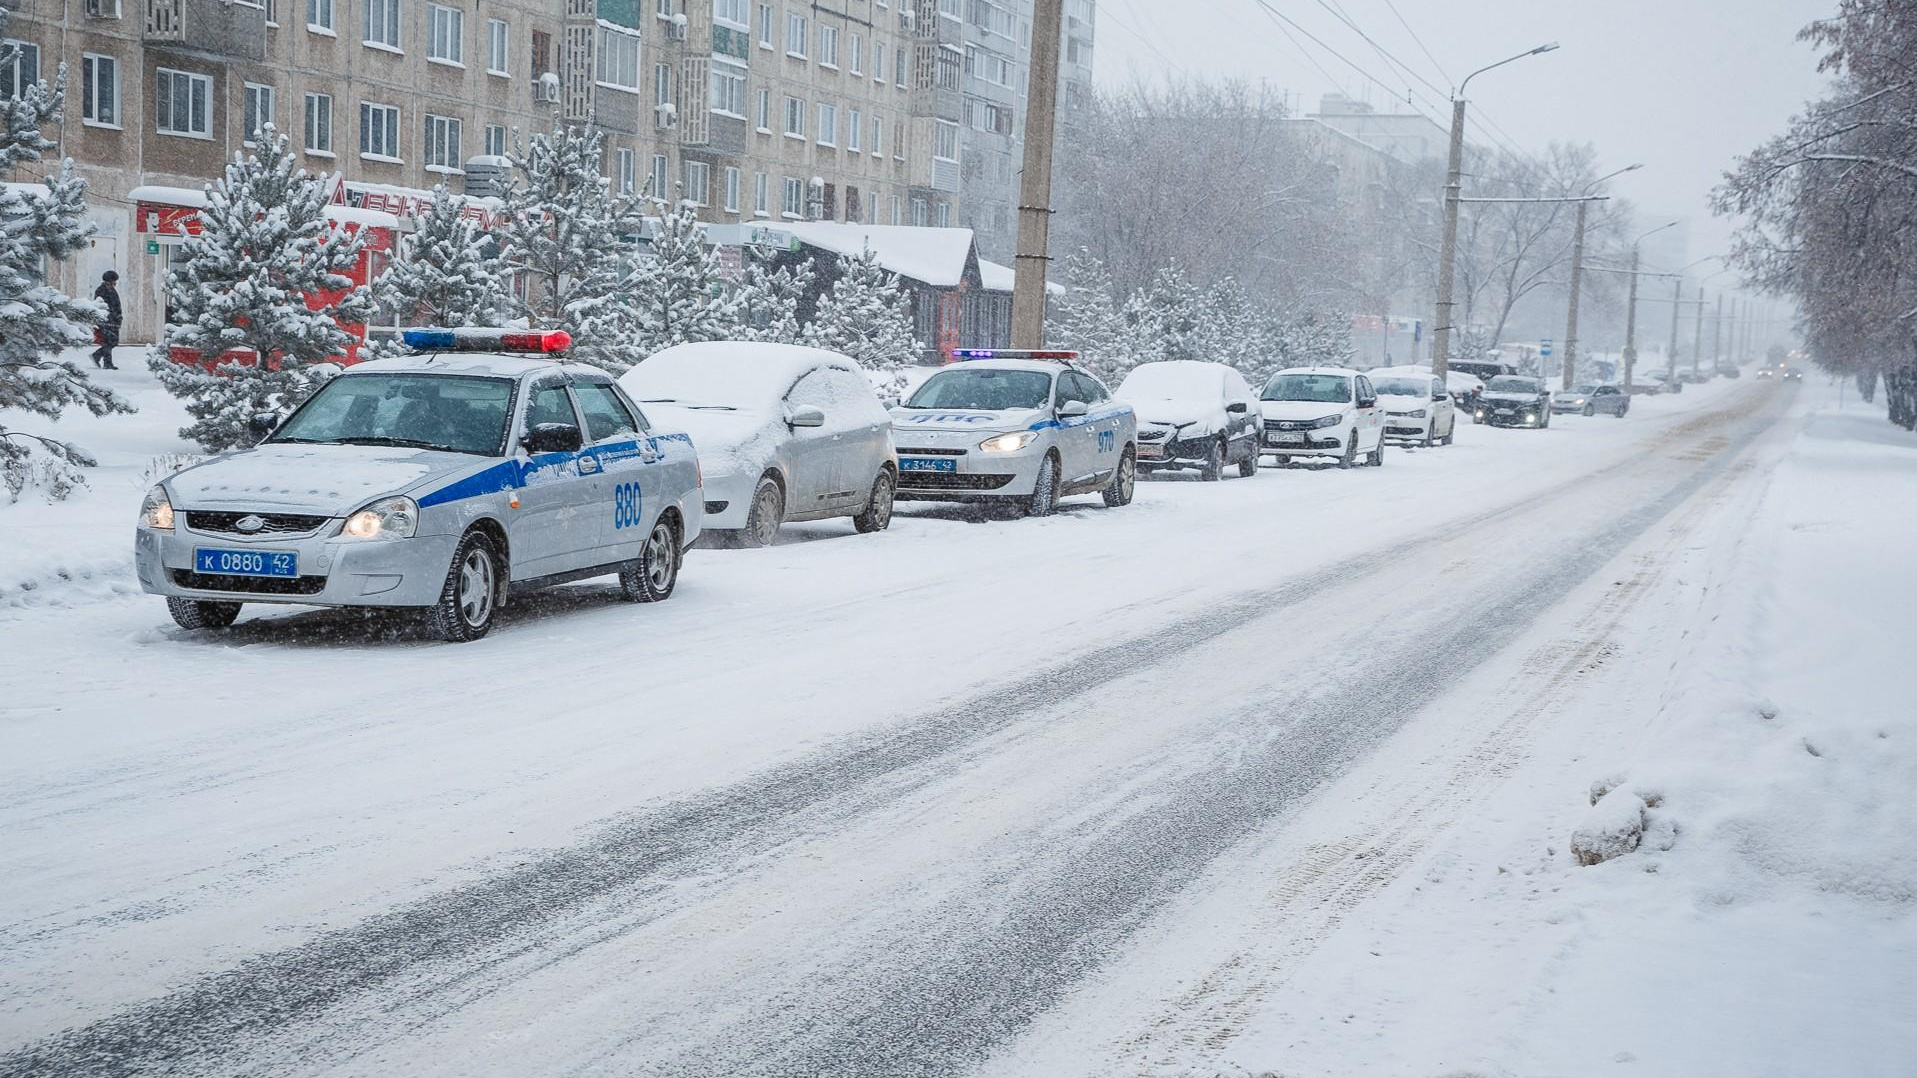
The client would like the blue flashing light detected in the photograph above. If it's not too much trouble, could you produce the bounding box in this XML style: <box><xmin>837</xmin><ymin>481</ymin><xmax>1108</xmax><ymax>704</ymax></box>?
<box><xmin>400</xmin><ymin>328</ymin><xmax>573</xmax><ymax>354</ymax></box>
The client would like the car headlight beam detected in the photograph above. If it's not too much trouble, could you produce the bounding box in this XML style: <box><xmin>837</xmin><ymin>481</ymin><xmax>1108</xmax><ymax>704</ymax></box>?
<box><xmin>140</xmin><ymin>485</ymin><xmax>174</xmax><ymax>530</ymax></box>
<box><xmin>978</xmin><ymin>431</ymin><xmax>1038</xmax><ymax>453</ymax></box>
<box><xmin>342</xmin><ymin>495</ymin><xmax>419</xmax><ymax>540</ymax></box>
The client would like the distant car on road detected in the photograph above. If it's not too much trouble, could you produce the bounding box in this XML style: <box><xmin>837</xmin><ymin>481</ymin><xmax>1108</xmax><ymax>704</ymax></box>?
<box><xmin>1258</xmin><ymin>367</ymin><xmax>1386</xmax><ymax>467</ymax></box>
<box><xmin>622</xmin><ymin>342</ymin><xmax>898</xmax><ymax>547</ymax></box>
<box><xmin>137</xmin><ymin>329</ymin><xmax>703</xmax><ymax>642</ymax></box>
<box><xmin>890</xmin><ymin>351</ymin><xmax>1136</xmax><ymax>516</ymax></box>
<box><xmin>1474</xmin><ymin>375</ymin><xmax>1554</xmax><ymax>428</ymax></box>
<box><xmin>1116</xmin><ymin>360</ymin><xmax>1261</xmax><ymax>480</ymax></box>
<box><xmin>1367</xmin><ymin>368</ymin><xmax>1457</xmax><ymax>447</ymax></box>
<box><xmin>1756</xmin><ymin>366</ymin><xmax>1776</xmax><ymax>379</ymax></box>
<box><xmin>1552</xmin><ymin>383</ymin><xmax>1630</xmax><ymax>418</ymax></box>
<box><xmin>1448</xmin><ymin>358</ymin><xmax>1516</xmax><ymax>385</ymax></box>
<box><xmin>1638</xmin><ymin>368</ymin><xmax>1680</xmax><ymax>394</ymax></box>
<box><xmin>1716</xmin><ymin>363</ymin><xmax>1742</xmax><ymax>379</ymax></box>
<box><xmin>1784</xmin><ymin>366</ymin><xmax>1806</xmax><ymax>382</ymax></box>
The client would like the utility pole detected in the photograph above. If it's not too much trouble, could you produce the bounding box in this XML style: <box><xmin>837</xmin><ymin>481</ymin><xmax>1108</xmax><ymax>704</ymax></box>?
<box><xmin>1620</xmin><ymin>242</ymin><xmax>1639</xmax><ymax>390</ymax></box>
<box><xmin>1563</xmin><ymin>199</ymin><xmax>1588</xmax><ymax>391</ymax></box>
<box><xmin>1010</xmin><ymin>0</ymin><xmax>1065</xmax><ymax>348</ymax></box>
<box><xmin>1668</xmin><ymin>276</ymin><xmax>1684</xmax><ymax>374</ymax></box>
<box><xmin>1712</xmin><ymin>295</ymin><xmax>1723</xmax><ymax>367</ymax></box>
<box><xmin>1691</xmin><ymin>285</ymin><xmax>1705</xmax><ymax>374</ymax></box>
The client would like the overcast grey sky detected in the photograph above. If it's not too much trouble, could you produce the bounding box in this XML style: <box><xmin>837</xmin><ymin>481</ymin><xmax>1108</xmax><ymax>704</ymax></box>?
<box><xmin>1093</xmin><ymin>0</ymin><xmax>1835</xmax><ymax>264</ymax></box>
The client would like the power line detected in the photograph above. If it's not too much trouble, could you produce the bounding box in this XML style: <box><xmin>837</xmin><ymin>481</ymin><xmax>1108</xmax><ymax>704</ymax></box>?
<box><xmin>1101</xmin><ymin>0</ymin><xmax>1190</xmax><ymax>78</ymax></box>
<box><xmin>1382</xmin><ymin>0</ymin><xmax>1453</xmax><ymax>87</ymax></box>
<box><xmin>1314</xmin><ymin>0</ymin><xmax>1449</xmax><ymax>103</ymax></box>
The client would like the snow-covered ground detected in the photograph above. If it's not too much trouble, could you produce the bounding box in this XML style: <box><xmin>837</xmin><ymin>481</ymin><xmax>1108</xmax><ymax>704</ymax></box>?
<box><xmin>2</xmin><ymin>358</ymin><xmax>1905</xmax><ymax>1076</ymax></box>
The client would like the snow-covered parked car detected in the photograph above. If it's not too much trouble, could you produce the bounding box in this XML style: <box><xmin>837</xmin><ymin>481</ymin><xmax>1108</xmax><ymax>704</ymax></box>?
<box><xmin>135</xmin><ymin>330</ymin><xmax>703</xmax><ymax>642</ymax></box>
<box><xmin>1365</xmin><ymin>367</ymin><xmax>1457</xmax><ymax>447</ymax></box>
<box><xmin>1115</xmin><ymin>360</ymin><xmax>1261</xmax><ymax>480</ymax></box>
<box><xmin>620</xmin><ymin>342</ymin><xmax>897</xmax><ymax>547</ymax></box>
<box><xmin>1257</xmin><ymin>367</ymin><xmax>1386</xmax><ymax>468</ymax></box>
<box><xmin>1473</xmin><ymin>375</ymin><xmax>1554</xmax><ymax>427</ymax></box>
<box><xmin>890</xmin><ymin>350</ymin><xmax>1136</xmax><ymax>516</ymax></box>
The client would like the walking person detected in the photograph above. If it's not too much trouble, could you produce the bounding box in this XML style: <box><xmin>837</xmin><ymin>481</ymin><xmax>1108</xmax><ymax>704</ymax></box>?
<box><xmin>91</xmin><ymin>270</ymin><xmax>122</xmax><ymax>370</ymax></box>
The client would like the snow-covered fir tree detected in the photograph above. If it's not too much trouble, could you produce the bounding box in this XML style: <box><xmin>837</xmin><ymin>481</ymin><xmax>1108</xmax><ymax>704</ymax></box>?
<box><xmin>366</xmin><ymin>184</ymin><xmax>508</xmax><ymax>358</ymax></box>
<box><xmin>498</xmin><ymin>122</ymin><xmax>649</xmax><ymax>372</ymax></box>
<box><xmin>1050</xmin><ymin>249</ymin><xmax>1135</xmax><ymax>384</ymax></box>
<box><xmin>0</xmin><ymin>27</ymin><xmax>132</xmax><ymax>498</ymax></box>
<box><xmin>802</xmin><ymin>246</ymin><xmax>920</xmax><ymax>390</ymax></box>
<box><xmin>1119</xmin><ymin>263</ymin><xmax>1208</xmax><ymax>371</ymax></box>
<box><xmin>733</xmin><ymin>246</ymin><xmax>815</xmax><ymax>345</ymax></box>
<box><xmin>148</xmin><ymin>124</ymin><xmax>372</xmax><ymax>451</ymax></box>
<box><xmin>624</xmin><ymin>195</ymin><xmax>740</xmax><ymax>354</ymax></box>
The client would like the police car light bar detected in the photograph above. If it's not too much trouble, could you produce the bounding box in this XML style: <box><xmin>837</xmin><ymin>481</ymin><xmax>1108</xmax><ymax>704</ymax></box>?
<box><xmin>950</xmin><ymin>348</ymin><xmax>1081</xmax><ymax>361</ymax></box>
<box><xmin>401</xmin><ymin>328</ymin><xmax>573</xmax><ymax>354</ymax></box>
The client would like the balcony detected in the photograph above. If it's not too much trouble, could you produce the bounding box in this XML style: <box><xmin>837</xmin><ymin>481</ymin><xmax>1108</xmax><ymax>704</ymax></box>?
<box><xmin>145</xmin><ymin>0</ymin><xmax>266</xmax><ymax>60</ymax></box>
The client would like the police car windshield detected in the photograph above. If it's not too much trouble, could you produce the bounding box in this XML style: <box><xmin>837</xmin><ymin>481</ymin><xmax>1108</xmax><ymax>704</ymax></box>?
<box><xmin>904</xmin><ymin>368</ymin><xmax>1053</xmax><ymax>411</ymax></box>
<box><xmin>1261</xmin><ymin>374</ymin><xmax>1351</xmax><ymax>403</ymax></box>
<box><xmin>1487</xmin><ymin>376</ymin><xmax>1543</xmax><ymax>394</ymax></box>
<box><xmin>271</xmin><ymin>373</ymin><xmax>515</xmax><ymax>456</ymax></box>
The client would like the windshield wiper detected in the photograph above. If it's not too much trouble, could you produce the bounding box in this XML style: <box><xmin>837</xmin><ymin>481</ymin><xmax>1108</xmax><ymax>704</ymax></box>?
<box><xmin>332</xmin><ymin>436</ymin><xmax>475</xmax><ymax>453</ymax></box>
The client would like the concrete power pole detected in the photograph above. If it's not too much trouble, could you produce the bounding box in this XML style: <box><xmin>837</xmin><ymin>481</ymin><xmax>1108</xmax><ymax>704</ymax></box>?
<box><xmin>1621</xmin><ymin>242</ymin><xmax>1640</xmax><ymax>390</ymax></box>
<box><xmin>1712</xmin><ymin>296</ymin><xmax>1724</xmax><ymax>366</ymax></box>
<box><xmin>1562</xmin><ymin>199</ymin><xmax>1589</xmax><ymax>391</ymax></box>
<box><xmin>1010</xmin><ymin>0</ymin><xmax>1066</xmax><ymax>349</ymax></box>
<box><xmin>1692</xmin><ymin>286</ymin><xmax>1705</xmax><ymax>374</ymax></box>
<box><xmin>1668</xmin><ymin>276</ymin><xmax>1683</xmax><ymax>374</ymax></box>
<box><xmin>1432</xmin><ymin>96</ymin><xmax>1469</xmax><ymax>381</ymax></box>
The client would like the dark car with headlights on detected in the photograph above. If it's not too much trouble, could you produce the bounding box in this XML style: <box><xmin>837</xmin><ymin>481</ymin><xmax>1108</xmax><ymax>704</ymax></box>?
<box><xmin>1474</xmin><ymin>375</ymin><xmax>1553</xmax><ymax>428</ymax></box>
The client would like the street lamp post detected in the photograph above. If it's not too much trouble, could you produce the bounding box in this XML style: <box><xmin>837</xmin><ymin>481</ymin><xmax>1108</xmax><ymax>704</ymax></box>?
<box><xmin>1561</xmin><ymin>163</ymin><xmax>1641</xmax><ymax>392</ymax></box>
<box><xmin>1621</xmin><ymin>221</ymin><xmax>1677</xmax><ymax>391</ymax></box>
<box><xmin>1431</xmin><ymin>41</ymin><xmax>1559</xmax><ymax>380</ymax></box>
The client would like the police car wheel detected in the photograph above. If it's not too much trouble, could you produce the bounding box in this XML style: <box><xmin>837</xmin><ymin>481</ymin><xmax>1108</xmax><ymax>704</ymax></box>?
<box><xmin>620</xmin><ymin>517</ymin><xmax>679</xmax><ymax>602</ymax></box>
<box><xmin>1102</xmin><ymin>447</ymin><xmax>1136</xmax><ymax>507</ymax></box>
<box><xmin>166</xmin><ymin>597</ymin><xmax>241</xmax><ymax>630</ymax></box>
<box><xmin>426</xmin><ymin>531</ymin><xmax>501</xmax><ymax>643</ymax></box>
<box><xmin>741</xmin><ymin>476</ymin><xmax>785</xmax><ymax>548</ymax></box>
<box><xmin>854</xmin><ymin>469</ymin><xmax>896</xmax><ymax>533</ymax></box>
<box><xmin>1026</xmin><ymin>453</ymin><xmax>1061</xmax><ymax>517</ymax></box>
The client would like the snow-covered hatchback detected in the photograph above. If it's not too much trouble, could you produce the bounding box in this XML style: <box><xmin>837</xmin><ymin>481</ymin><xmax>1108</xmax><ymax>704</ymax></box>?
<box><xmin>890</xmin><ymin>352</ymin><xmax>1137</xmax><ymax>515</ymax></box>
<box><xmin>135</xmin><ymin>331</ymin><xmax>704</xmax><ymax>642</ymax></box>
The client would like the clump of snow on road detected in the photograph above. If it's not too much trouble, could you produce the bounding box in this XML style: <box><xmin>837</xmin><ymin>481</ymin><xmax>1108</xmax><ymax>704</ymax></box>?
<box><xmin>1570</xmin><ymin>780</ymin><xmax>1668</xmax><ymax>866</ymax></box>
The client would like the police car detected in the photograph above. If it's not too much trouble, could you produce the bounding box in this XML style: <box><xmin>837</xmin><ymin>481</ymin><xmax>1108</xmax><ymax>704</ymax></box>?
<box><xmin>135</xmin><ymin>329</ymin><xmax>704</xmax><ymax>642</ymax></box>
<box><xmin>890</xmin><ymin>350</ymin><xmax>1136</xmax><ymax>515</ymax></box>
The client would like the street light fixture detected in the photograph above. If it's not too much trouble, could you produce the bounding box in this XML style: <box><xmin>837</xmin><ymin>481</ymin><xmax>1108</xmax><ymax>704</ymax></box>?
<box><xmin>1431</xmin><ymin>42</ymin><xmax>1561</xmax><ymax>380</ymax></box>
<box><xmin>1563</xmin><ymin>163</ymin><xmax>1643</xmax><ymax>391</ymax></box>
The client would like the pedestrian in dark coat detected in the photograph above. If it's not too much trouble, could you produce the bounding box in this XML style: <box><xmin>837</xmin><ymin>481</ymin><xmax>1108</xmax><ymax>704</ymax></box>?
<box><xmin>91</xmin><ymin>270</ymin><xmax>122</xmax><ymax>369</ymax></box>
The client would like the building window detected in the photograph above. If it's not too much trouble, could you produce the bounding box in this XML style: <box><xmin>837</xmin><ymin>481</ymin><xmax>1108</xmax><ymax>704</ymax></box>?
<box><xmin>360</xmin><ymin>101</ymin><xmax>401</xmax><ymax>160</ymax></box>
<box><xmin>486</xmin><ymin>19</ymin><xmax>509</xmax><ymax>75</ymax></box>
<box><xmin>755</xmin><ymin>86</ymin><xmax>771</xmax><ymax>130</ymax></box>
<box><xmin>364</xmin><ymin>0</ymin><xmax>400</xmax><ymax>49</ymax></box>
<box><xmin>243</xmin><ymin>83</ymin><xmax>273</xmax><ymax>143</ymax></box>
<box><xmin>893</xmin><ymin>119</ymin><xmax>905</xmax><ymax>160</ymax></box>
<box><xmin>427</xmin><ymin>4</ymin><xmax>463</xmax><ymax>64</ymax></box>
<box><xmin>782</xmin><ymin>95</ymin><xmax>804</xmax><ymax>138</ymax></box>
<box><xmin>870</xmin><ymin>114</ymin><xmax>882</xmax><ymax>157</ymax></box>
<box><xmin>817</xmin><ymin>102</ymin><xmax>836</xmax><ymax>146</ymax></box>
<box><xmin>647</xmin><ymin>153</ymin><xmax>669</xmax><ymax>197</ymax></box>
<box><xmin>714</xmin><ymin>0</ymin><xmax>747</xmax><ymax>26</ymax></box>
<box><xmin>485</xmin><ymin>122</ymin><xmax>507</xmax><ymax>156</ymax></box>
<box><xmin>818</xmin><ymin>25</ymin><xmax>837</xmax><ymax>67</ymax></box>
<box><xmin>849</xmin><ymin>33</ymin><xmax>862</xmax><ymax>74</ymax></box>
<box><xmin>785</xmin><ymin>12</ymin><xmax>806</xmax><ymax>57</ymax></box>
<box><xmin>873</xmin><ymin>43</ymin><xmax>884</xmax><ymax>83</ymax></box>
<box><xmin>423</xmin><ymin>113</ymin><xmax>461</xmax><ymax>170</ymax></box>
<box><xmin>683</xmin><ymin>160</ymin><xmax>709</xmax><ymax>205</ymax></box>
<box><xmin>86</xmin><ymin>0</ymin><xmax>124</xmax><ymax>18</ymax></box>
<box><xmin>847</xmin><ymin>107</ymin><xmax>861</xmax><ymax>151</ymax></box>
<box><xmin>597</xmin><ymin>27</ymin><xmax>640</xmax><ymax>90</ymax></box>
<box><xmin>617</xmin><ymin>146</ymin><xmax>636</xmax><ymax>192</ymax></box>
<box><xmin>781</xmin><ymin>176</ymin><xmax>804</xmax><ymax>217</ymax></box>
<box><xmin>80</xmin><ymin>54</ymin><xmax>119</xmax><ymax>127</ymax></box>
<box><xmin>936</xmin><ymin>201</ymin><xmax>950</xmax><ymax>227</ymax></box>
<box><xmin>655</xmin><ymin>0</ymin><xmax>671</xmax><ymax>15</ymax></box>
<box><xmin>723</xmin><ymin>166</ymin><xmax>741</xmax><ymax>212</ymax></box>
<box><xmin>264</xmin><ymin>0</ymin><xmax>277</xmax><ymax>25</ymax></box>
<box><xmin>303</xmin><ymin>91</ymin><xmax>333</xmax><ymax>153</ymax></box>
<box><xmin>533</xmin><ymin>30</ymin><xmax>553</xmax><ymax>77</ymax></box>
<box><xmin>757</xmin><ymin>3</ymin><xmax>772</xmax><ymax>47</ymax></box>
<box><xmin>933</xmin><ymin>118</ymin><xmax>958</xmax><ymax>161</ymax></box>
<box><xmin>753</xmin><ymin>170</ymin><xmax>768</xmax><ymax>215</ymax></box>
<box><xmin>305</xmin><ymin>0</ymin><xmax>333</xmax><ymax>31</ymax></box>
<box><xmin>891</xmin><ymin>195</ymin><xmax>901</xmax><ymax>225</ymax></box>
<box><xmin>895</xmin><ymin>46</ymin><xmax>906</xmax><ymax>88</ymax></box>
<box><xmin>654</xmin><ymin>62</ymin><xmax>673</xmax><ymax>108</ymax></box>
<box><xmin>154</xmin><ymin>68</ymin><xmax>212</xmax><ymax>138</ymax></box>
<box><xmin>912</xmin><ymin>197</ymin><xmax>928</xmax><ymax>226</ymax></box>
<box><xmin>709</xmin><ymin>59</ymin><xmax>745</xmax><ymax>116</ymax></box>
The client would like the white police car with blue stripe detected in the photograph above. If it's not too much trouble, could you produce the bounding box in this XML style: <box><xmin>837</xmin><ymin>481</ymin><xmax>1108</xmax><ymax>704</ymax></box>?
<box><xmin>134</xmin><ymin>329</ymin><xmax>704</xmax><ymax>642</ymax></box>
<box><xmin>891</xmin><ymin>351</ymin><xmax>1136</xmax><ymax>516</ymax></box>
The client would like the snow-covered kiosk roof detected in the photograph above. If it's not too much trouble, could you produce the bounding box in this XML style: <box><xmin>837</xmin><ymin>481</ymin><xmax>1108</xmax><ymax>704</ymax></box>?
<box><xmin>779</xmin><ymin>222</ymin><xmax>979</xmax><ymax>288</ymax></box>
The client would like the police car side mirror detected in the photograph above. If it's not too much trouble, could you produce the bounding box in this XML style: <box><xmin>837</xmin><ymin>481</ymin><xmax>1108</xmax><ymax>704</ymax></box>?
<box><xmin>788</xmin><ymin>406</ymin><xmax>826</xmax><ymax>428</ymax></box>
<box><xmin>1057</xmin><ymin>399</ymin><xmax>1089</xmax><ymax>418</ymax></box>
<box><xmin>521</xmin><ymin>422</ymin><xmax>584</xmax><ymax>455</ymax></box>
<box><xmin>248</xmin><ymin>412</ymin><xmax>280</xmax><ymax>441</ymax></box>
<box><xmin>1226</xmin><ymin>401</ymin><xmax>1249</xmax><ymax>414</ymax></box>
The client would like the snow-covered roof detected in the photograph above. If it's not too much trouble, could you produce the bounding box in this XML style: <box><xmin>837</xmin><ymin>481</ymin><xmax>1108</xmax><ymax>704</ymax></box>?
<box><xmin>622</xmin><ymin>341</ymin><xmax>862</xmax><ymax>408</ymax></box>
<box><xmin>346</xmin><ymin>353</ymin><xmax>585</xmax><ymax>378</ymax></box>
<box><xmin>128</xmin><ymin>183</ymin><xmax>400</xmax><ymax>228</ymax></box>
<box><xmin>1273</xmin><ymin>365</ymin><xmax>1359</xmax><ymax>377</ymax></box>
<box><xmin>977</xmin><ymin>258</ymin><xmax>1067</xmax><ymax>297</ymax></box>
<box><xmin>782</xmin><ymin>222</ymin><xmax>976</xmax><ymax>287</ymax></box>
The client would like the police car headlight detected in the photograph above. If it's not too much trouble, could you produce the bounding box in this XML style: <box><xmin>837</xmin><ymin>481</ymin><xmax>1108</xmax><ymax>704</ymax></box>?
<box><xmin>342</xmin><ymin>496</ymin><xmax>419</xmax><ymax>540</ymax></box>
<box><xmin>979</xmin><ymin>431</ymin><xmax>1038</xmax><ymax>453</ymax></box>
<box><xmin>140</xmin><ymin>485</ymin><xmax>174</xmax><ymax>530</ymax></box>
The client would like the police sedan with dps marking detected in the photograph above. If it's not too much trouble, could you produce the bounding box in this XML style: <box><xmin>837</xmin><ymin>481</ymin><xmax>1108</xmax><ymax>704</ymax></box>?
<box><xmin>890</xmin><ymin>350</ymin><xmax>1136</xmax><ymax>516</ymax></box>
<box><xmin>135</xmin><ymin>329</ymin><xmax>704</xmax><ymax>642</ymax></box>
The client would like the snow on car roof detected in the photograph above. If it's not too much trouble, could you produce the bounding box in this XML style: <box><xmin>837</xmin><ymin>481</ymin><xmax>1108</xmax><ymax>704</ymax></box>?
<box><xmin>782</xmin><ymin>222</ymin><xmax>976</xmax><ymax>287</ymax></box>
<box><xmin>1272</xmin><ymin>366</ymin><xmax>1357</xmax><ymax>378</ymax></box>
<box><xmin>622</xmin><ymin>341</ymin><xmax>862</xmax><ymax>407</ymax></box>
<box><xmin>345</xmin><ymin>353</ymin><xmax>590</xmax><ymax>379</ymax></box>
<box><xmin>936</xmin><ymin>357</ymin><xmax>1071</xmax><ymax>375</ymax></box>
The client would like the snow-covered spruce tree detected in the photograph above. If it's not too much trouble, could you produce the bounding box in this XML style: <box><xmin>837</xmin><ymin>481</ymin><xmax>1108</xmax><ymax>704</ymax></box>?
<box><xmin>624</xmin><ymin>196</ymin><xmax>740</xmax><ymax>354</ymax></box>
<box><xmin>0</xmin><ymin>33</ymin><xmax>132</xmax><ymax>499</ymax></box>
<box><xmin>733</xmin><ymin>246</ymin><xmax>815</xmax><ymax>345</ymax></box>
<box><xmin>1117</xmin><ymin>263</ymin><xmax>1208</xmax><ymax>375</ymax></box>
<box><xmin>801</xmin><ymin>245</ymin><xmax>920</xmax><ymax>391</ymax></box>
<box><xmin>149</xmin><ymin>124</ymin><xmax>372</xmax><ymax>451</ymax></box>
<box><xmin>498</xmin><ymin>122</ymin><xmax>649</xmax><ymax>372</ymax></box>
<box><xmin>1050</xmin><ymin>249</ymin><xmax>1132</xmax><ymax>384</ymax></box>
<box><xmin>366</xmin><ymin>184</ymin><xmax>508</xmax><ymax>359</ymax></box>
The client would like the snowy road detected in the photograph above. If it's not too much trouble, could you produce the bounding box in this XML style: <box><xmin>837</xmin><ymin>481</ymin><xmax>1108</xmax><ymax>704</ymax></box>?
<box><xmin>0</xmin><ymin>378</ymin><xmax>1793</xmax><ymax>1076</ymax></box>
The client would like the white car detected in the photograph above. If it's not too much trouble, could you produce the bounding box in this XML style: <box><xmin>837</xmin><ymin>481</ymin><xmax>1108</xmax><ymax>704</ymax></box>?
<box><xmin>1116</xmin><ymin>360</ymin><xmax>1262</xmax><ymax>480</ymax></box>
<box><xmin>620</xmin><ymin>342</ymin><xmax>897</xmax><ymax>547</ymax></box>
<box><xmin>136</xmin><ymin>329</ymin><xmax>703</xmax><ymax>642</ymax></box>
<box><xmin>1366</xmin><ymin>367</ymin><xmax>1457</xmax><ymax>447</ymax></box>
<box><xmin>1257</xmin><ymin>366</ymin><xmax>1386</xmax><ymax>468</ymax></box>
<box><xmin>890</xmin><ymin>350</ymin><xmax>1136</xmax><ymax>516</ymax></box>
